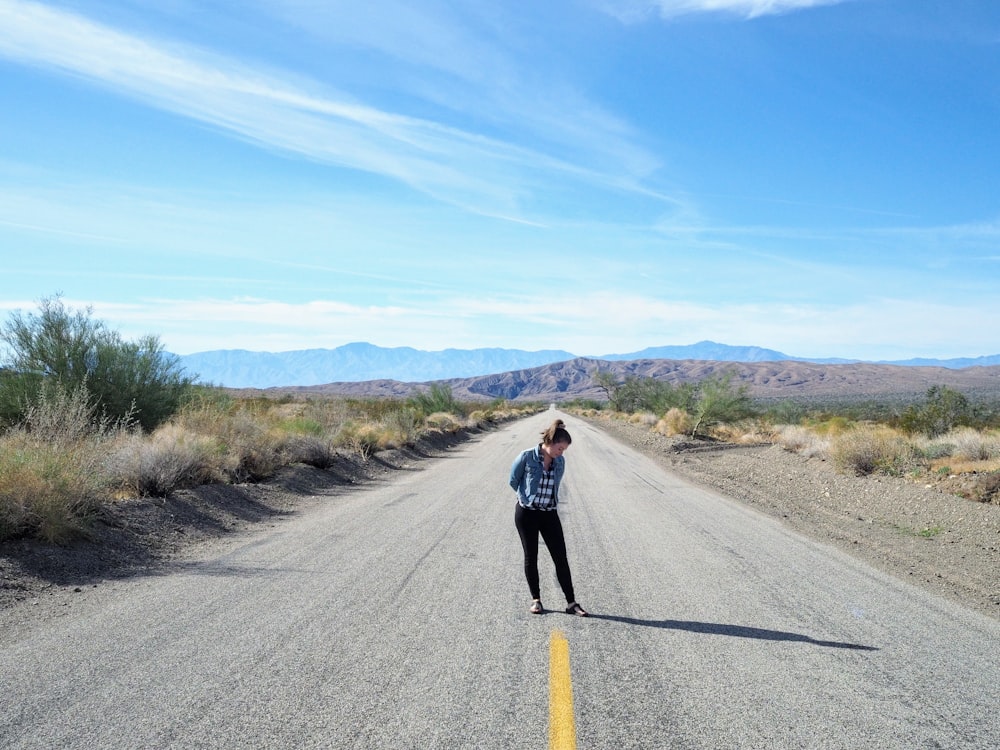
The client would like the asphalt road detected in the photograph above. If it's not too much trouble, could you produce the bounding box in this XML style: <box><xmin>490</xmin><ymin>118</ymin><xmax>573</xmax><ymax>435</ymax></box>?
<box><xmin>2</xmin><ymin>411</ymin><xmax>998</xmax><ymax>749</ymax></box>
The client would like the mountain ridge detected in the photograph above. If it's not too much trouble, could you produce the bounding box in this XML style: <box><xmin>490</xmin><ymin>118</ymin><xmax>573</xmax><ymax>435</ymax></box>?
<box><xmin>266</xmin><ymin>357</ymin><xmax>1000</xmax><ymax>404</ymax></box>
<box><xmin>178</xmin><ymin>340</ymin><xmax>1000</xmax><ymax>389</ymax></box>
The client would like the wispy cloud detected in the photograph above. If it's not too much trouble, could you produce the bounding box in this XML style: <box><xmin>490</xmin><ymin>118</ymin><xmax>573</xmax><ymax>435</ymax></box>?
<box><xmin>0</xmin><ymin>0</ymin><xmax>661</xmax><ymax>220</ymax></box>
<box><xmin>260</xmin><ymin>1</ymin><xmax>660</xmax><ymax>177</ymax></box>
<box><xmin>596</xmin><ymin>0</ymin><xmax>851</xmax><ymax>23</ymax></box>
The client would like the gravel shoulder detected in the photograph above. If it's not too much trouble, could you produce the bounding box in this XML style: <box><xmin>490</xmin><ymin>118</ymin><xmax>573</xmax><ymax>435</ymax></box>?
<box><xmin>2</xmin><ymin>417</ymin><xmax>998</xmax><ymax>622</ymax></box>
<box><xmin>587</xmin><ymin>415</ymin><xmax>1000</xmax><ymax>620</ymax></box>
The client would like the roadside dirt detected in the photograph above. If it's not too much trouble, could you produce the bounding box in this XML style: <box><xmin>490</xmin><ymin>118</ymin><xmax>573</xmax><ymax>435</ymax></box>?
<box><xmin>589</xmin><ymin>415</ymin><xmax>1000</xmax><ymax>620</ymax></box>
<box><xmin>2</xmin><ymin>418</ymin><xmax>998</xmax><ymax>621</ymax></box>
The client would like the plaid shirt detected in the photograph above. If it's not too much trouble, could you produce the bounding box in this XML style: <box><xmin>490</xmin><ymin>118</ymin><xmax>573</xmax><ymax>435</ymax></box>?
<box><xmin>534</xmin><ymin>464</ymin><xmax>557</xmax><ymax>510</ymax></box>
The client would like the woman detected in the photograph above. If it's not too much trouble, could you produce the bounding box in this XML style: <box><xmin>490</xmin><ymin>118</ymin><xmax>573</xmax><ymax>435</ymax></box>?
<box><xmin>509</xmin><ymin>418</ymin><xmax>588</xmax><ymax>616</ymax></box>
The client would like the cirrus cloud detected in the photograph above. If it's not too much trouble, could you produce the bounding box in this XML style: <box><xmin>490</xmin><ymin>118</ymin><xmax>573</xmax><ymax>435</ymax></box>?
<box><xmin>596</xmin><ymin>0</ymin><xmax>852</xmax><ymax>22</ymax></box>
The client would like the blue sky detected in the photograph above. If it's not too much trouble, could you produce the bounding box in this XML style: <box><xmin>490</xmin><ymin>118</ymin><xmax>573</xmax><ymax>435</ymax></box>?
<box><xmin>1</xmin><ymin>0</ymin><xmax>998</xmax><ymax>361</ymax></box>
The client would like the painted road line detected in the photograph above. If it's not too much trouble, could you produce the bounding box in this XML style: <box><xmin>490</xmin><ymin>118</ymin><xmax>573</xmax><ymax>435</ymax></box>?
<box><xmin>549</xmin><ymin>629</ymin><xmax>576</xmax><ymax>750</ymax></box>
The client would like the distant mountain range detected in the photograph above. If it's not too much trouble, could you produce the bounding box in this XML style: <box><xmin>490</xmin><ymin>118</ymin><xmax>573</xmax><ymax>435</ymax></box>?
<box><xmin>278</xmin><ymin>357</ymin><xmax>1000</xmax><ymax>404</ymax></box>
<box><xmin>177</xmin><ymin>340</ymin><xmax>1000</xmax><ymax>389</ymax></box>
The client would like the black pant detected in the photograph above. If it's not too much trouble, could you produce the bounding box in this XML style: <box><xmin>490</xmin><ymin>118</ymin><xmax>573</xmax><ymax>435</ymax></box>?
<box><xmin>514</xmin><ymin>504</ymin><xmax>575</xmax><ymax>603</ymax></box>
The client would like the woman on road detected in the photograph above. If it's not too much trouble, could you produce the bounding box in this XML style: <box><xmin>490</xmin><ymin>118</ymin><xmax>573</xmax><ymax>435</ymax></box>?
<box><xmin>509</xmin><ymin>418</ymin><xmax>588</xmax><ymax>616</ymax></box>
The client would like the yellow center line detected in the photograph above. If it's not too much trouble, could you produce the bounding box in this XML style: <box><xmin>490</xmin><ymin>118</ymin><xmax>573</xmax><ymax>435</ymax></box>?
<box><xmin>549</xmin><ymin>629</ymin><xmax>577</xmax><ymax>750</ymax></box>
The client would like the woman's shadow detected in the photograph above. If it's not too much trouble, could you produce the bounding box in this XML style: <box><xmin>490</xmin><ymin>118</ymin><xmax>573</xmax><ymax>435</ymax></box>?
<box><xmin>587</xmin><ymin>614</ymin><xmax>878</xmax><ymax>651</ymax></box>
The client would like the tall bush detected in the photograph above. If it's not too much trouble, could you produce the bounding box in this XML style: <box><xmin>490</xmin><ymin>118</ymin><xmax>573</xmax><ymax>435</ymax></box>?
<box><xmin>595</xmin><ymin>371</ymin><xmax>696</xmax><ymax>414</ymax></box>
<box><xmin>0</xmin><ymin>381</ymin><xmax>119</xmax><ymax>542</ymax></box>
<box><xmin>408</xmin><ymin>384</ymin><xmax>464</xmax><ymax>418</ymax></box>
<box><xmin>899</xmin><ymin>385</ymin><xmax>971</xmax><ymax>438</ymax></box>
<box><xmin>0</xmin><ymin>295</ymin><xmax>194</xmax><ymax>431</ymax></box>
<box><xmin>688</xmin><ymin>372</ymin><xmax>755</xmax><ymax>437</ymax></box>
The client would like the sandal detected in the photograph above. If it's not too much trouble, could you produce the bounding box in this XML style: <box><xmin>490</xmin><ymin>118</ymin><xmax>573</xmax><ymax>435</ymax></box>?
<box><xmin>565</xmin><ymin>602</ymin><xmax>589</xmax><ymax>617</ymax></box>
<box><xmin>530</xmin><ymin>600</ymin><xmax>544</xmax><ymax>615</ymax></box>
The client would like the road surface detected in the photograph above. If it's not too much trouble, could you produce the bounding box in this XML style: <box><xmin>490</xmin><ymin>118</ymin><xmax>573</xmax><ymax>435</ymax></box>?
<box><xmin>2</xmin><ymin>411</ymin><xmax>998</xmax><ymax>748</ymax></box>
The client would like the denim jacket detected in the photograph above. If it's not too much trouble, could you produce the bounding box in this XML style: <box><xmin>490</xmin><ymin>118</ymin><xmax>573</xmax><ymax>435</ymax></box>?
<box><xmin>509</xmin><ymin>445</ymin><xmax>565</xmax><ymax>509</ymax></box>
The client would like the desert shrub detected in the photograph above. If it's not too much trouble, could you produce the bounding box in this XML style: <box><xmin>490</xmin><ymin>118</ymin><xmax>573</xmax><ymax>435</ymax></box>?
<box><xmin>711</xmin><ymin>419</ymin><xmax>777</xmax><ymax>444</ymax></box>
<box><xmin>409</xmin><ymin>384</ymin><xmax>465</xmax><ymax>418</ymax></box>
<box><xmin>295</xmin><ymin>398</ymin><xmax>344</xmax><ymax>427</ymax></box>
<box><xmin>225</xmin><ymin>417</ymin><xmax>285</xmax><ymax>482</ymax></box>
<box><xmin>899</xmin><ymin>385</ymin><xmax>972</xmax><ymax>437</ymax></box>
<box><xmin>336</xmin><ymin>421</ymin><xmax>381</xmax><ymax>459</ymax></box>
<box><xmin>596</xmin><ymin>372</ymin><xmax>696</xmax><ymax>414</ymax></box>
<box><xmin>109</xmin><ymin>425</ymin><xmax>222</xmax><ymax>497</ymax></box>
<box><xmin>689</xmin><ymin>372</ymin><xmax>755</xmax><ymax>438</ymax></box>
<box><xmin>0</xmin><ymin>429</ymin><xmax>113</xmax><ymax>542</ymax></box>
<box><xmin>914</xmin><ymin>428</ymin><xmax>1000</xmax><ymax>463</ymax></box>
<box><xmin>807</xmin><ymin>415</ymin><xmax>853</xmax><ymax>437</ymax></box>
<box><xmin>759</xmin><ymin>399</ymin><xmax>811</xmax><ymax>425</ymax></box>
<box><xmin>341</xmin><ymin>397</ymin><xmax>406</xmax><ymax>422</ymax></box>
<box><xmin>468</xmin><ymin>398</ymin><xmax>529</xmax><ymax>427</ymax></box>
<box><xmin>20</xmin><ymin>380</ymin><xmax>105</xmax><ymax>443</ymax></box>
<box><xmin>911</xmin><ymin>435</ymin><xmax>955</xmax><ymax>460</ymax></box>
<box><xmin>776</xmin><ymin>425</ymin><xmax>810</xmax><ymax>451</ymax></box>
<box><xmin>628</xmin><ymin>411</ymin><xmax>658</xmax><ymax>427</ymax></box>
<box><xmin>424</xmin><ymin>411</ymin><xmax>463</xmax><ymax>433</ymax></box>
<box><xmin>384</xmin><ymin>406</ymin><xmax>421</xmax><ymax>445</ymax></box>
<box><xmin>565</xmin><ymin>398</ymin><xmax>603</xmax><ymax>411</ymax></box>
<box><xmin>830</xmin><ymin>425</ymin><xmax>917</xmax><ymax>476</ymax></box>
<box><xmin>656</xmin><ymin>408</ymin><xmax>692</xmax><ymax>436</ymax></box>
<box><xmin>279</xmin><ymin>416</ymin><xmax>325</xmax><ymax>436</ymax></box>
<box><xmin>776</xmin><ymin>425</ymin><xmax>831</xmax><ymax>458</ymax></box>
<box><xmin>170</xmin><ymin>399</ymin><xmax>283</xmax><ymax>482</ymax></box>
<box><xmin>967</xmin><ymin>472</ymin><xmax>1000</xmax><ymax>504</ymax></box>
<box><xmin>0</xmin><ymin>379</ymin><xmax>128</xmax><ymax>540</ymax></box>
<box><xmin>948</xmin><ymin>427</ymin><xmax>1000</xmax><ymax>461</ymax></box>
<box><xmin>276</xmin><ymin>433</ymin><xmax>336</xmax><ymax>469</ymax></box>
<box><xmin>0</xmin><ymin>296</ymin><xmax>193</xmax><ymax>430</ymax></box>
<box><xmin>467</xmin><ymin>409</ymin><xmax>492</xmax><ymax>427</ymax></box>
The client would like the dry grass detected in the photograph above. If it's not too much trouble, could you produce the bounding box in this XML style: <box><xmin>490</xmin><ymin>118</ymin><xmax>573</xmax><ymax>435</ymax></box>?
<box><xmin>0</xmin><ymin>390</ymin><xmax>542</xmax><ymax>542</ymax></box>
<box><xmin>710</xmin><ymin>419</ymin><xmax>777</xmax><ymax>444</ymax></box>
<box><xmin>0</xmin><ymin>430</ymin><xmax>114</xmax><ymax>543</ymax></box>
<box><xmin>929</xmin><ymin>456</ymin><xmax>1000</xmax><ymax>475</ymax></box>
<box><xmin>108</xmin><ymin>424</ymin><xmax>223</xmax><ymax>497</ymax></box>
<box><xmin>628</xmin><ymin>412</ymin><xmax>659</xmax><ymax>427</ymax></box>
<box><xmin>947</xmin><ymin>427</ymin><xmax>1000</xmax><ymax>461</ymax></box>
<box><xmin>573</xmin><ymin>403</ymin><xmax>1000</xmax><ymax>504</ymax></box>
<box><xmin>830</xmin><ymin>425</ymin><xmax>918</xmax><ymax>476</ymax></box>
<box><xmin>776</xmin><ymin>425</ymin><xmax>832</xmax><ymax>458</ymax></box>
<box><xmin>655</xmin><ymin>408</ymin><xmax>692</xmax><ymax>436</ymax></box>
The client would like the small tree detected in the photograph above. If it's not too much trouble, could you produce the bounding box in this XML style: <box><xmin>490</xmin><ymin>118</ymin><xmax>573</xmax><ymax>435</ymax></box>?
<box><xmin>0</xmin><ymin>295</ymin><xmax>194</xmax><ymax>431</ymax></box>
<box><xmin>594</xmin><ymin>370</ymin><xmax>619</xmax><ymax>407</ymax></box>
<box><xmin>595</xmin><ymin>370</ymin><xmax>696</xmax><ymax>414</ymax></box>
<box><xmin>689</xmin><ymin>371</ymin><xmax>755</xmax><ymax>438</ymax></box>
<box><xmin>899</xmin><ymin>385</ymin><xmax>971</xmax><ymax>438</ymax></box>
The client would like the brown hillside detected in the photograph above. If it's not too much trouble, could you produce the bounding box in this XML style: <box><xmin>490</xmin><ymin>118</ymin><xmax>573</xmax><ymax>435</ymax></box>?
<box><xmin>252</xmin><ymin>358</ymin><xmax>1000</xmax><ymax>403</ymax></box>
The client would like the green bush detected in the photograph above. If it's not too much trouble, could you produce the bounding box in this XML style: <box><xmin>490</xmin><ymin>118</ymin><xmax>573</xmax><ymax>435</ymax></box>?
<box><xmin>899</xmin><ymin>385</ymin><xmax>971</xmax><ymax>438</ymax></box>
<box><xmin>688</xmin><ymin>372</ymin><xmax>755</xmax><ymax>438</ymax></box>
<box><xmin>0</xmin><ymin>295</ymin><xmax>194</xmax><ymax>431</ymax></box>
<box><xmin>596</xmin><ymin>371</ymin><xmax>696</xmax><ymax>414</ymax></box>
<box><xmin>408</xmin><ymin>384</ymin><xmax>465</xmax><ymax>418</ymax></box>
